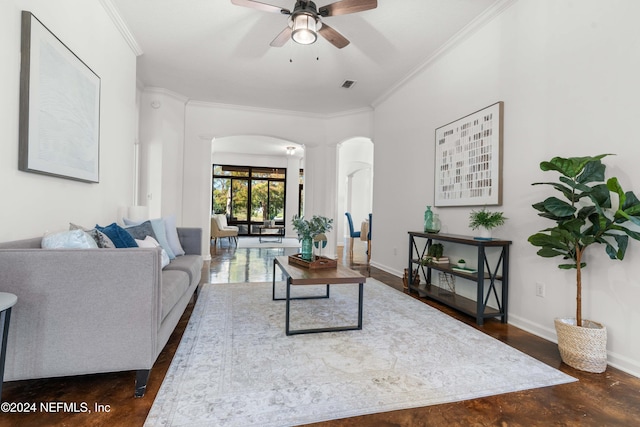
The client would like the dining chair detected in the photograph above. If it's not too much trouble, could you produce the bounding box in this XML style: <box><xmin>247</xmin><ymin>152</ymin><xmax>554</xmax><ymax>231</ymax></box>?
<box><xmin>345</xmin><ymin>212</ymin><xmax>360</xmax><ymax>260</ymax></box>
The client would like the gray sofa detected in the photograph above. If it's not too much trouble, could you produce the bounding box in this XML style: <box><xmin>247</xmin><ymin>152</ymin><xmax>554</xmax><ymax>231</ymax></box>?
<box><xmin>0</xmin><ymin>227</ymin><xmax>203</xmax><ymax>397</ymax></box>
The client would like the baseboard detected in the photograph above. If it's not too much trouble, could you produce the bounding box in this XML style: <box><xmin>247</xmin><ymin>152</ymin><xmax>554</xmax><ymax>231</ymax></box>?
<box><xmin>369</xmin><ymin>261</ymin><xmax>403</xmax><ymax>278</ymax></box>
<box><xmin>508</xmin><ymin>315</ymin><xmax>640</xmax><ymax>379</ymax></box>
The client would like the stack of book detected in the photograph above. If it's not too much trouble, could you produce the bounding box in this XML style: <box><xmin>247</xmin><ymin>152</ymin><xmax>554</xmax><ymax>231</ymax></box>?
<box><xmin>451</xmin><ymin>265</ymin><xmax>478</xmax><ymax>274</ymax></box>
<box><xmin>431</xmin><ymin>256</ymin><xmax>449</xmax><ymax>264</ymax></box>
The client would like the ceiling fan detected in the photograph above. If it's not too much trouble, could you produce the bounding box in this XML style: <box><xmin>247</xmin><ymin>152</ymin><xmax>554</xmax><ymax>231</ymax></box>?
<box><xmin>231</xmin><ymin>0</ymin><xmax>377</xmax><ymax>49</ymax></box>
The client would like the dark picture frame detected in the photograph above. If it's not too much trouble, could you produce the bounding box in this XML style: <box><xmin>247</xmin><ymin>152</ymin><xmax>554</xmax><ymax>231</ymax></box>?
<box><xmin>434</xmin><ymin>101</ymin><xmax>504</xmax><ymax>207</ymax></box>
<box><xmin>19</xmin><ymin>11</ymin><xmax>101</xmax><ymax>183</ymax></box>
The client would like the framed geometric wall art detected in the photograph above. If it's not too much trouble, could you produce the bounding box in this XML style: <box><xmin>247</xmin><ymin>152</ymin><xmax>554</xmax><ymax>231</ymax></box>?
<box><xmin>434</xmin><ymin>101</ymin><xmax>504</xmax><ymax>207</ymax></box>
<box><xmin>19</xmin><ymin>11</ymin><xmax>101</xmax><ymax>183</ymax></box>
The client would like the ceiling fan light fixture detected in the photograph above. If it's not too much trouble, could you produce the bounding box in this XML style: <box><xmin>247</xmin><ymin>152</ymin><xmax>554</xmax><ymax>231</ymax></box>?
<box><xmin>291</xmin><ymin>13</ymin><xmax>317</xmax><ymax>45</ymax></box>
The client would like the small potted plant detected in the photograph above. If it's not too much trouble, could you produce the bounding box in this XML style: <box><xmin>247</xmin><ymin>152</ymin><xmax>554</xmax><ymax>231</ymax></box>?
<box><xmin>469</xmin><ymin>207</ymin><xmax>507</xmax><ymax>240</ymax></box>
<box><xmin>420</xmin><ymin>243</ymin><xmax>445</xmax><ymax>265</ymax></box>
<box><xmin>457</xmin><ymin>259</ymin><xmax>466</xmax><ymax>268</ymax></box>
<box><xmin>528</xmin><ymin>154</ymin><xmax>640</xmax><ymax>373</ymax></box>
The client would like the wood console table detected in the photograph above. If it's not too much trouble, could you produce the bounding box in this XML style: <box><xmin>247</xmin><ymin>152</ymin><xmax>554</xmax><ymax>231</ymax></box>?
<box><xmin>408</xmin><ymin>232</ymin><xmax>511</xmax><ymax>325</ymax></box>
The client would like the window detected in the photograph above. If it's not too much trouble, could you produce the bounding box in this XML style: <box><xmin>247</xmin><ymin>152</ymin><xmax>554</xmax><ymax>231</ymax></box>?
<box><xmin>213</xmin><ymin>164</ymin><xmax>286</xmax><ymax>235</ymax></box>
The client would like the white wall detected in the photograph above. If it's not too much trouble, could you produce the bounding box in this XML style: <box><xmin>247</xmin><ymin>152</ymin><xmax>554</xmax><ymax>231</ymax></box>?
<box><xmin>0</xmin><ymin>0</ymin><xmax>137</xmax><ymax>241</ymax></box>
<box><xmin>372</xmin><ymin>0</ymin><xmax>640</xmax><ymax>376</ymax></box>
<box><xmin>138</xmin><ymin>88</ymin><xmax>188</xmax><ymax>220</ymax></box>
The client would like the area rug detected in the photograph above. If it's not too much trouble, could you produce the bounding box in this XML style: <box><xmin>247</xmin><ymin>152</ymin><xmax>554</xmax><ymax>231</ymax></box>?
<box><xmin>237</xmin><ymin>237</ymin><xmax>301</xmax><ymax>249</ymax></box>
<box><xmin>144</xmin><ymin>280</ymin><xmax>575</xmax><ymax>427</ymax></box>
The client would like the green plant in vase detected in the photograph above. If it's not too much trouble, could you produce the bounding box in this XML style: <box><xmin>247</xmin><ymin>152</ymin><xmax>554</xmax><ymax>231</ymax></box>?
<box><xmin>469</xmin><ymin>207</ymin><xmax>507</xmax><ymax>239</ymax></box>
<box><xmin>292</xmin><ymin>215</ymin><xmax>333</xmax><ymax>261</ymax></box>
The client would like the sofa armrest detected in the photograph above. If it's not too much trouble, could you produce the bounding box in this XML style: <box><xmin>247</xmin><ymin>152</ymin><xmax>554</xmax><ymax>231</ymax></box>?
<box><xmin>177</xmin><ymin>227</ymin><xmax>202</xmax><ymax>255</ymax></box>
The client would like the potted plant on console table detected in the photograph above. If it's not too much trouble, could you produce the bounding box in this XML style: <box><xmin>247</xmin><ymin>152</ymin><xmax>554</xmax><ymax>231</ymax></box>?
<box><xmin>468</xmin><ymin>207</ymin><xmax>507</xmax><ymax>240</ymax></box>
<box><xmin>292</xmin><ymin>215</ymin><xmax>333</xmax><ymax>261</ymax></box>
<box><xmin>528</xmin><ymin>154</ymin><xmax>640</xmax><ymax>373</ymax></box>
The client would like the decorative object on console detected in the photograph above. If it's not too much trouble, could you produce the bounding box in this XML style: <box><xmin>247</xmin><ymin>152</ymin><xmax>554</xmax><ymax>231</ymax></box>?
<box><xmin>435</xmin><ymin>102</ymin><xmax>504</xmax><ymax>207</ymax></box>
<box><xmin>457</xmin><ymin>259</ymin><xmax>466</xmax><ymax>268</ymax></box>
<box><xmin>469</xmin><ymin>207</ymin><xmax>507</xmax><ymax>240</ymax></box>
<box><xmin>423</xmin><ymin>206</ymin><xmax>441</xmax><ymax>233</ymax></box>
<box><xmin>18</xmin><ymin>11</ymin><xmax>101</xmax><ymax>183</ymax></box>
<box><xmin>528</xmin><ymin>154</ymin><xmax>640</xmax><ymax>373</ymax></box>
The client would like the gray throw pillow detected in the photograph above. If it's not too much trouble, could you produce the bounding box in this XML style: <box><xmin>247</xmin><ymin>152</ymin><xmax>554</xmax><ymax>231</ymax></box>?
<box><xmin>125</xmin><ymin>220</ymin><xmax>157</xmax><ymax>241</ymax></box>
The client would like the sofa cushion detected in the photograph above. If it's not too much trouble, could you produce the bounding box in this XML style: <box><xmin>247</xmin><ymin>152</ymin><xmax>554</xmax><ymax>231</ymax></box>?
<box><xmin>161</xmin><ymin>270</ymin><xmax>190</xmax><ymax>321</ymax></box>
<box><xmin>95</xmin><ymin>223</ymin><xmax>138</xmax><ymax>248</ymax></box>
<box><xmin>163</xmin><ymin>254</ymin><xmax>202</xmax><ymax>284</ymax></box>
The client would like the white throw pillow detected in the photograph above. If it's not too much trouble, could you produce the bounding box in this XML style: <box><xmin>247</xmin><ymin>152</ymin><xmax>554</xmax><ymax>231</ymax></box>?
<box><xmin>42</xmin><ymin>230</ymin><xmax>99</xmax><ymax>249</ymax></box>
<box><xmin>135</xmin><ymin>236</ymin><xmax>171</xmax><ymax>268</ymax></box>
<box><xmin>163</xmin><ymin>214</ymin><xmax>185</xmax><ymax>256</ymax></box>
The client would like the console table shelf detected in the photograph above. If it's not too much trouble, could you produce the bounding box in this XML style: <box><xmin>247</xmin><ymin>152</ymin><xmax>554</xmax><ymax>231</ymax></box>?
<box><xmin>408</xmin><ymin>232</ymin><xmax>511</xmax><ymax>325</ymax></box>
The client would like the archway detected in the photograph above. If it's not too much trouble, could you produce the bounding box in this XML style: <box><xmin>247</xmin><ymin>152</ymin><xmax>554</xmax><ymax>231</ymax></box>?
<box><xmin>337</xmin><ymin>137</ymin><xmax>374</xmax><ymax>250</ymax></box>
<box><xmin>211</xmin><ymin>135</ymin><xmax>304</xmax><ymax>237</ymax></box>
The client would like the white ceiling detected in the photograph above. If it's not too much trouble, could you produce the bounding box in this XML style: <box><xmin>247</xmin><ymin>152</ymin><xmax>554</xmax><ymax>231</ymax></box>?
<box><xmin>109</xmin><ymin>0</ymin><xmax>501</xmax><ymax>115</ymax></box>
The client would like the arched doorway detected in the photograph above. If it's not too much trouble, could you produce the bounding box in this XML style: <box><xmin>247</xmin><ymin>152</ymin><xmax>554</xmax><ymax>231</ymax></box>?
<box><xmin>337</xmin><ymin>137</ymin><xmax>373</xmax><ymax>251</ymax></box>
<box><xmin>211</xmin><ymin>135</ymin><xmax>304</xmax><ymax>237</ymax></box>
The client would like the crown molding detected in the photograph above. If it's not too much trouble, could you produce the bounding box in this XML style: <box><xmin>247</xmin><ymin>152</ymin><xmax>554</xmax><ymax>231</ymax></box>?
<box><xmin>372</xmin><ymin>0</ymin><xmax>518</xmax><ymax>109</ymax></box>
<box><xmin>187</xmin><ymin>100</ymin><xmax>327</xmax><ymax>119</ymax></box>
<box><xmin>187</xmin><ymin>99</ymin><xmax>372</xmax><ymax>120</ymax></box>
<box><xmin>143</xmin><ymin>86</ymin><xmax>190</xmax><ymax>104</ymax></box>
<box><xmin>98</xmin><ymin>0</ymin><xmax>143</xmax><ymax>56</ymax></box>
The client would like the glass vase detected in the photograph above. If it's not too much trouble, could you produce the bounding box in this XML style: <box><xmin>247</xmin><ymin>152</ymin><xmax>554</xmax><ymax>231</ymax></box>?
<box><xmin>424</xmin><ymin>206</ymin><xmax>433</xmax><ymax>232</ymax></box>
<box><xmin>301</xmin><ymin>236</ymin><xmax>313</xmax><ymax>261</ymax></box>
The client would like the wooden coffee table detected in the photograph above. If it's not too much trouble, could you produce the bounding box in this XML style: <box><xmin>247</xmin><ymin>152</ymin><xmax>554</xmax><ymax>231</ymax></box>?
<box><xmin>272</xmin><ymin>256</ymin><xmax>366</xmax><ymax>335</ymax></box>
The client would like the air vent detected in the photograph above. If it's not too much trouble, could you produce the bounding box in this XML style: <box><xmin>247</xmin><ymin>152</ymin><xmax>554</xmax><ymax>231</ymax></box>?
<box><xmin>341</xmin><ymin>80</ymin><xmax>357</xmax><ymax>89</ymax></box>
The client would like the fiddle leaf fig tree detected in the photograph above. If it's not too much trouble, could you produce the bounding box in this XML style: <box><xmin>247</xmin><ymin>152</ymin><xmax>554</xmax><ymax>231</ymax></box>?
<box><xmin>528</xmin><ymin>154</ymin><xmax>640</xmax><ymax>327</ymax></box>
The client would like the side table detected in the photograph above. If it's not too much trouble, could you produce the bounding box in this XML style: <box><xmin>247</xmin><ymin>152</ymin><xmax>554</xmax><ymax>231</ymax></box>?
<box><xmin>0</xmin><ymin>292</ymin><xmax>17</xmax><ymax>402</ymax></box>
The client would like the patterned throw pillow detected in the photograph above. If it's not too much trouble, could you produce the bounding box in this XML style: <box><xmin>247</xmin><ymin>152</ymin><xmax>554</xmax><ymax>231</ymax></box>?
<box><xmin>69</xmin><ymin>223</ymin><xmax>116</xmax><ymax>248</ymax></box>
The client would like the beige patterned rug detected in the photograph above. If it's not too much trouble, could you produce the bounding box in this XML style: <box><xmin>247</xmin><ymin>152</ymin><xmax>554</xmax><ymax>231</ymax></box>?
<box><xmin>145</xmin><ymin>279</ymin><xmax>575</xmax><ymax>426</ymax></box>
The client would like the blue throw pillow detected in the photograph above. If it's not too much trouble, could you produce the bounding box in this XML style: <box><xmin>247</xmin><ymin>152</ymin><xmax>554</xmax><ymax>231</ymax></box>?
<box><xmin>96</xmin><ymin>223</ymin><xmax>138</xmax><ymax>248</ymax></box>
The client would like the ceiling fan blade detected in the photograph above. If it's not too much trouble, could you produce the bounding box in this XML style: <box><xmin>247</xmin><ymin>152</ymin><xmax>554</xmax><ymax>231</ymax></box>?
<box><xmin>231</xmin><ymin>0</ymin><xmax>291</xmax><ymax>15</ymax></box>
<box><xmin>318</xmin><ymin>23</ymin><xmax>350</xmax><ymax>49</ymax></box>
<box><xmin>318</xmin><ymin>0</ymin><xmax>377</xmax><ymax>17</ymax></box>
<box><xmin>270</xmin><ymin>26</ymin><xmax>292</xmax><ymax>47</ymax></box>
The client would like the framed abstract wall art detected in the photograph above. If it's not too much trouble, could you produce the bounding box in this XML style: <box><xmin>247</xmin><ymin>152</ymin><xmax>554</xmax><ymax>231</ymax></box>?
<box><xmin>434</xmin><ymin>101</ymin><xmax>503</xmax><ymax>207</ymax></box>
<box><xmin>19</xmin><ymin>11</ymin><xmax>101</xmax><ymax>183</ymax></box>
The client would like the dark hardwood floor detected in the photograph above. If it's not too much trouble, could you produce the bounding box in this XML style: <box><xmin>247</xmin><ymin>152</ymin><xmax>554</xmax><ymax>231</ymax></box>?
<box><xmin>1</xmin><ymin>238</ymin><xmax>639</xmax><ymax>426</ymax></box>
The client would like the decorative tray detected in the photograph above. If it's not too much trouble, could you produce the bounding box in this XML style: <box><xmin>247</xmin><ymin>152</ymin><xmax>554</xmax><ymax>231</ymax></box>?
<box><xmin>288</xmin><ymin>254</ymin><xmax>338</xmax><ymax>269</ymax></box>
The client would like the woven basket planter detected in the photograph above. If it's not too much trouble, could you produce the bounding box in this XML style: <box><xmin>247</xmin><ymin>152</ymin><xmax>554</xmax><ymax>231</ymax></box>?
<box><xmin>554</xmin><ymin>318</ymin><xmax>607</xmax><ymax>373</ymax></box>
